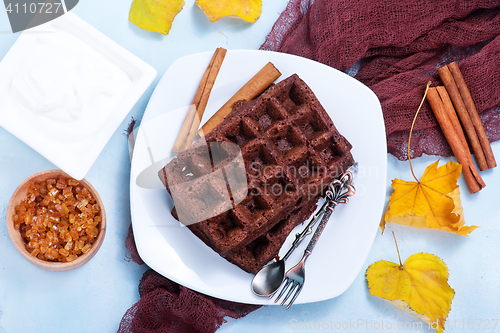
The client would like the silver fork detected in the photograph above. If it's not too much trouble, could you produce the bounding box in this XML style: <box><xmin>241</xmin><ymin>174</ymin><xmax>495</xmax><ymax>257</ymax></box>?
<box><xmin>273</xmin><ymin>172</ymin><xmax>356</xmax><ymax>309</ymax></box>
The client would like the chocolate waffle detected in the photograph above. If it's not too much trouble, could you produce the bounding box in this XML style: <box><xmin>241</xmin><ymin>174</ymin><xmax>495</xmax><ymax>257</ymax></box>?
<box><xmin>159</xmin><ymin>74</ymin><xmax>354</xmax><ymax>273</ymax></box>
<box><xmin>222</xmin><ymin>198</ymin><xmax>320</xmax><ymax>273</ymax></box>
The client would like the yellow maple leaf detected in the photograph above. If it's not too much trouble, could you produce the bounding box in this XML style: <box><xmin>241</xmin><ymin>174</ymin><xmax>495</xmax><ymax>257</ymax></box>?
<box><xmin>129</xmin><ymin>0</ymin><xmax>184</xmax><ymax>35</ymax></box>
<box><xmin>381</xmin><ymin>159</ymin><xmax>478</xmax><ymax>236</ymax></box>
<box><xmin>366</xmin><ymin>252</ymin><xmax>455</xmax><ymax>333</ymax></box>
<box><xmin>196</xmin><ymin>0</ymin><xmax>262</xmax><ymax>23</ymax></box>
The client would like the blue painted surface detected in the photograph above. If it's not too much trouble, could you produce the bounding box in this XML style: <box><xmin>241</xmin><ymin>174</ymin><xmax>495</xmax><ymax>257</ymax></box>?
<box><xmin>1</xmin><ymin>1</ymin><xmax>499</xmax><ymax>332</ymax></box>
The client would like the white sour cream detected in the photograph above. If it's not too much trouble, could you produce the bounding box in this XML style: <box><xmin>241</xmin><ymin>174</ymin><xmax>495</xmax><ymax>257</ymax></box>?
<box><xmin>0</xmin><ymin>26</ymin><xmax>132</xmax><ymax>140</ymax></box>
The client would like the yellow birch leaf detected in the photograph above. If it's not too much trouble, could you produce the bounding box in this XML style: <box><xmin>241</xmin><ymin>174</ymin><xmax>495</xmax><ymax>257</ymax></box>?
<box><xmin>366</xmin><ymin>253</ymin><xmax>455</xmax><ymax>333</ymax></box>
<box><xmin>381</xmin><ymin>159</ymin><xmax>478</xmax><ymax>236</ymax></box>
<box><xmin>129</xmin><ymin>0</ymin><xmax>184</xmax><ymax>35</ymax></box>
<box><xmin>196</xmin><ymin>0</ymin><xmax>262</xmax><ymax>23</ymax></box>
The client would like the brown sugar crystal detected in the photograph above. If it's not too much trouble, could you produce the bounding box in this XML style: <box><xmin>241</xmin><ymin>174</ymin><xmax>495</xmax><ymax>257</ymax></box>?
<box><xmin>13</xmin><ymin>176</ymin><xmax>101</xmax><ymax>262</ymax></box>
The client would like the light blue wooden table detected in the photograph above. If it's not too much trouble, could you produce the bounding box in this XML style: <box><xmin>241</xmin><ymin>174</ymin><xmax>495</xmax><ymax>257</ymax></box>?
<box><xmin>1</xmin><ymin>1</ymin><xmax>499</xmax><ymax>332</ymax></box>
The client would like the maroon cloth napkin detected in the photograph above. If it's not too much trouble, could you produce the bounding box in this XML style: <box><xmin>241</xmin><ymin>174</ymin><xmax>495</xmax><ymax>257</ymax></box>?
<box><xmin>260</xmin><ymin>0</ymin><xmax>500</xmax><ymax>160</ymax></box>
<box><xmin>118</xmin><ymin>225</ymin><xmax>261</xmax><ymax>333</ymax></box>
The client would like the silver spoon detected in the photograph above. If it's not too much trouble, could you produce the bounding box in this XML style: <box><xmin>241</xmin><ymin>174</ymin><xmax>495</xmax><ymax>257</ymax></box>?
<box><xmin>251</xmin><ymin>165</ymin><xmax>357</xmax><ymax>297</ymax></box>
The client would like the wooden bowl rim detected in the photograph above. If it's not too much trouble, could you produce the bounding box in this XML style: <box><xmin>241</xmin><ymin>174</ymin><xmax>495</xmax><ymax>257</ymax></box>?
<box><xmin>6</xmin><ymin>169</ymin><xmax>106</xmax><ymax>271</ymax></box>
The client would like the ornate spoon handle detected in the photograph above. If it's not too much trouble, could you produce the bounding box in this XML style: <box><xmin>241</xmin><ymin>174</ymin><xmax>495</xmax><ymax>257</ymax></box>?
<box><xmin>281</xmin><ymin>200</ymin><xmax>329</xmax><ymax>261</ymax></box>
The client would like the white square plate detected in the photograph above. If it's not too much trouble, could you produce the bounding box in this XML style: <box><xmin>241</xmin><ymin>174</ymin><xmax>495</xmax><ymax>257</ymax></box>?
<box><xmin>0</xmin><ymin>13</ymin><xmax>156</xmax><ymax>179</ymax></box>
<box><xmin>130</xmin><ymin>50</ymin><xmax>387</xmax><ymax>305</ymax></box>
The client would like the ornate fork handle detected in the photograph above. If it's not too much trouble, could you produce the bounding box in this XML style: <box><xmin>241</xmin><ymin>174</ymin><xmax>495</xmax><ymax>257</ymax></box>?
<box><xmin>281</xmin><ymin>169</ymin><xmax>355</xmax><ymax>261</ymax></box>
<box><xmin>281</xmin><ymin>200</ymin><xmax>329</xmax><ymax>261</ymax></box>
<box><xmin>305</xmin><ymin>172</ymin><xmax>356</xmax><ymax>254</ymax></box>
<box><xmin>273</xmin><ymin>171</ymin><xmax>356</xmax><ymax>309</ymax></box>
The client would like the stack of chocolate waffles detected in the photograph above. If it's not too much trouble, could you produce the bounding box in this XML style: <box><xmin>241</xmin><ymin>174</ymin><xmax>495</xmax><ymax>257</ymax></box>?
<box><xmin>159</xmin><ymin>74</ymin><xmax>354</xmax><ymax>274</ymax></box>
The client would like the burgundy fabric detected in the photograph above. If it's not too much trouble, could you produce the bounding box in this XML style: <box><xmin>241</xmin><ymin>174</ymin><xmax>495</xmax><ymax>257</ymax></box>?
<box><xmin>125</xmin><ymin>224</ymin><xmax>144</xmax><ymax>265</ymax></box>
<box><xmin>119</xmin><ymin>225</ymin><xmax>261</xmax><ymax>333</ymax></box>
<box><xmin>260</xmin><ymin>0</ymin><xmax>500</xmax><ymax>160</ymax></box>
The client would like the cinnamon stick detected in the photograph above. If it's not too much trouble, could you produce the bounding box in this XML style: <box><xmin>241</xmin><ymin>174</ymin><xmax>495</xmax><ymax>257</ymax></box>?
<box><xmin>436</xmin><ymin>86</ymin><xmax>469</xmax><ymax>154</ymax></box>
<box><xmin>172</xmin><ymin>47</ymin><xmax>227</xmax><ymax>153</ymax></box>
<box><xmin>448</xmin><ymin>62</ymin><xmax>496</xmax><ymax>169</ymax></box>
<box><xmin>426</xmin><ymin>87</ymin><xmax>485</xmax><ymax>194</ymax></box>
<box><xmin>437</xmin><ymin>65</ymin><xmax>488</xmax><ymax>171</ymax></box>
<box><xmin>436</xmin><ymin>85</ymin><xmax>486</xmax><ymax>191</ymax></box>
<box><xmin>199</xmin><ymin>62</ymin><xmax>281</xmax><ymax>136</ymax></box>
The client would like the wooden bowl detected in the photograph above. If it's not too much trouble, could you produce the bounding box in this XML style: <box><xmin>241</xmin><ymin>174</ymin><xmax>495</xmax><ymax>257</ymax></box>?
<box><xmin>6</xmin><ymin>170</ymin><xmax>106</xmax><ymax>271</ymax></box>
